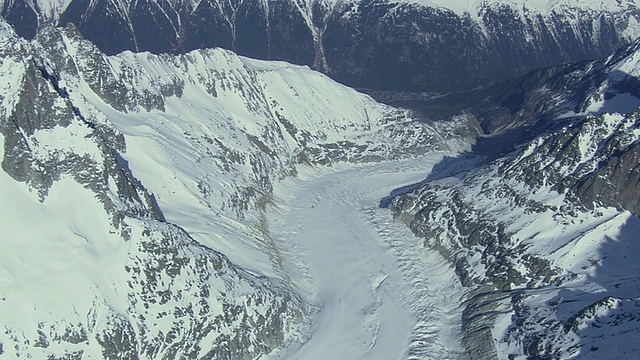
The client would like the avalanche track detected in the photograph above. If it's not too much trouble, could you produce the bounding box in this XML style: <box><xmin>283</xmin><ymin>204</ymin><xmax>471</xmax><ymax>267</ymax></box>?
<box><xmin>267</xmin><ymin>154</ymin><xmax>467</xmax><ymax>360</ymax></box>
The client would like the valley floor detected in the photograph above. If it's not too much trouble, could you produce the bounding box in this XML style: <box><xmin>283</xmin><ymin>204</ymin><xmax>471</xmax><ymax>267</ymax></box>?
<box><xmin>266</xmin><ymin>154</ymin><xmax>468</xmax><ymax>360</ymax></box>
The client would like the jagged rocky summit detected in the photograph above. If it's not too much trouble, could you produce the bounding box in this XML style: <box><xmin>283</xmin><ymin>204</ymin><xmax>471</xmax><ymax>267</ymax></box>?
<box><xmin>1</xmin><ymin>0</ymin><xmax>640</xmax><ymax>92</ymax></box>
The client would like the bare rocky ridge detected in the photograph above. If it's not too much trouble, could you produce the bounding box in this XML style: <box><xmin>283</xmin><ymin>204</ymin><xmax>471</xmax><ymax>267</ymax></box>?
<box><xmin>1</xmin><ymin>0</ymin><xmax>639</xmax><ymax>93</ymax></box>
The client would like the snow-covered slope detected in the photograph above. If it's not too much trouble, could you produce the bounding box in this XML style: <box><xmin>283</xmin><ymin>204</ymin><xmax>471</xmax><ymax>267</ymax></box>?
<box><xmin>0</xmin><ymin>20</ymin><xmax>456</xmax><ymax>359</ymax></box>
<box><xmin>390</xmin><ymin>38</ymin><xmax>640</xmax><ymax>359</ymax></box>
<box><xmin>0</xmin><ymin>21</ymin><xmax>310</xmax><ymax>360</ymax></box>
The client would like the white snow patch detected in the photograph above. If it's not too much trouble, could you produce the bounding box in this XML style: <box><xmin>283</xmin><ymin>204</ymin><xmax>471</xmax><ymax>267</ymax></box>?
<box><xmin>585</xmin><ymin>93</ymin><xmax>640</xmax><ymax>115</ymax></box>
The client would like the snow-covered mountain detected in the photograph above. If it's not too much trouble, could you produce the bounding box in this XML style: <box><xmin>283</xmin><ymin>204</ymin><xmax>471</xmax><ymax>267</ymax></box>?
<box><xmin>0</xmin><ymin>19</ymin><xmax>457</xmax><ymax>359</ymax></box>
<box><xmin>1</xmin><ymin>0</ymin><xmax>639</xmax><ymax>92</ymax></box>
<box><xmin>389</xmin><ymin>38</ymin><xmax>640</xmax><ymax>359</ymax></box>
<box><xmin>3</xmin><ymin>3</ymin><xmax>640</xmax><ymax>358</ymax></box>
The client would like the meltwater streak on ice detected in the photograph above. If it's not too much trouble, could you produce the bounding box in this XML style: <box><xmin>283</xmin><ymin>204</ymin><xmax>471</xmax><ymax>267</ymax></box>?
<box><xmin>267</xmin><ymin>155</ymin><xmax>466</xmax><ymax>360</ymax></box>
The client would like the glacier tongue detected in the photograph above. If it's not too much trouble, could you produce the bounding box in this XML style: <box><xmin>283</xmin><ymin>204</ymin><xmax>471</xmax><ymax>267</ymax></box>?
<box><xmin>266</xmin><ymin>158</ymin><xmax>467</xmax><ymax>359</ymax></box>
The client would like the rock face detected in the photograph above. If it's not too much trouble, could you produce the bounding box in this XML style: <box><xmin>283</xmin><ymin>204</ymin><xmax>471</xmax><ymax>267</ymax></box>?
<box><xmin>321</xmin><ymin>0</ymin><xmax>639</xmax><ymax>92</ymax></box>
<box><xmin>1</xmin><ymin>0</ymin><xmax>639</xmax><ymax>92</ymax></box>
<box><xmin>0</xmin><ymin>21</ymin><xmax>448</xmax><ymax>359</ymax></box>
<box><xmin>389</xmin><ymin>39</ymin><xmax>640</xmax><ymax>359</ymax></box>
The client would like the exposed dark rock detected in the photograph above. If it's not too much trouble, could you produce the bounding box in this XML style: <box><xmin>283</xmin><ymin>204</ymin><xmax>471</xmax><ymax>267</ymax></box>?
<box><xmin>2</xmin><ymin>0</ymin><xmax>638</xmax><ymax>93</ymax></box>
<box><xmin>59</xmin><ymin>0</ymin><xmax>138</xmax><ymax>55</ymax></box>
<box><xmin>0</xmin><ymin>0</ymin><xmax>37</xmax><ymax>39</ymax></box>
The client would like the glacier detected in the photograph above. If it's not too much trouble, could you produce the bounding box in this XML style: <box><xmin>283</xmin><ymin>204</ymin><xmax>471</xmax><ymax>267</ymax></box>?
<box><xmin>0</xmin><ymin>20</ymin><xmax>473</xmax><ymax>359</ymax></box>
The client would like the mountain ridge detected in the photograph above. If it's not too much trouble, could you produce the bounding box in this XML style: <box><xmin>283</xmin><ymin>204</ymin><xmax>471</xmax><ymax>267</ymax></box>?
<box><xmin>388</xmin><ymin>37</ymin><xmax>640</xmax><ymax>359</ymax></box>
<box><xmin>2</xmin><ymin>0</ymin><xmax>639</xmax><ymax>92</ymax></box>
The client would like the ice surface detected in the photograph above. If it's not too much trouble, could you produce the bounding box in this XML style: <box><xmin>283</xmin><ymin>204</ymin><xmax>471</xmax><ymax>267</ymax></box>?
<box><xmin>266</xmin><ymin>156</ymin><xmax>467</xmax><ymax>360</ymax></box>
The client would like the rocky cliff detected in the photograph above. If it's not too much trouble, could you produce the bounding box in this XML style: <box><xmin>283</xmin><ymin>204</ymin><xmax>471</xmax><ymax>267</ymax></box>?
<box><xmin>2</xmin><ymin>0</ymin><xmax>639</xmax><ymax>92</ymax></box>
